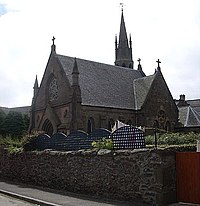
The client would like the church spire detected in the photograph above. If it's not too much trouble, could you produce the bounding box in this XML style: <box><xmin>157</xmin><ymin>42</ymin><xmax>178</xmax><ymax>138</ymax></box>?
<box><xmin>118</xmin><ymin>9</ymin><xmax>129</xmax><ymax>49</ymax></box>
<box><xmin>115</xmin><ymin>9</ymin><xmax>133</xmax><ymax>69</ymax></box>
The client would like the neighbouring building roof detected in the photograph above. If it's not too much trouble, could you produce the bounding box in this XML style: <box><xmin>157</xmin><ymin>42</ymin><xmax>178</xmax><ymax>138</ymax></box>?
<box><xmin>187</xmin><ymin>99</ymin><xmax>200</xmax><ymax>114</ymax></box>
<box><xmin>57</xmin><ymin>54</ymin><xmax>145</xmax><ymax>110</ymax></box>
<box><xmin>178</xmin><ymin>106</ymin><xmax>200</xmax><ymax>127</ymax></box>
<box><xmin>176</xmin><ymin>97</ymin><xmax>200</xmax><ymax>127</ymax></box>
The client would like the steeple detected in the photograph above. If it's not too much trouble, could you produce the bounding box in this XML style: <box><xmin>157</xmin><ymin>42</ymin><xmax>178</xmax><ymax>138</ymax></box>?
<box><xmin>115</xmin><ymin>9</ymin><xmax>133</xmax><ymax>69</ymax></box>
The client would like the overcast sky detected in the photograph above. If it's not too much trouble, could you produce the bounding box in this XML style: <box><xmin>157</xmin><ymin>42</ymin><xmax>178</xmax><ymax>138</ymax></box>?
<box><xmin>0</xmin><ymin>0</ymin><xmax>200</xmax><ymax>107</ymax></box>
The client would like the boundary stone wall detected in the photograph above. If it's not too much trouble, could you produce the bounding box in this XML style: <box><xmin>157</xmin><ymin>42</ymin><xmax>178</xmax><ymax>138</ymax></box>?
<box><xmin>0</xmin><ymin>148</ymin><xmax>176</xmax><ymax>205</ymax></box>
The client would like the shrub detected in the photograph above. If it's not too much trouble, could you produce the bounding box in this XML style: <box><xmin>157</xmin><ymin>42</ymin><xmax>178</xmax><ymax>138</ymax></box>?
<box><xmin>0</xmin><ymin>131</ymin><xmax>42</xmax><ymax>154</ymax></box>
<box><xmin>0</xmin><ymin>136</ymin><xmax>24</xmax><ymax>154</ymax></box>
<box><xmin>145</xmin><ymin>132</ymin><xmax>200</xmax><ymax>146</ymax></box>
<box><xmin>92</xmin><ymin>137</ymin><xmax>114</xmax><ymax>150</ymax></box>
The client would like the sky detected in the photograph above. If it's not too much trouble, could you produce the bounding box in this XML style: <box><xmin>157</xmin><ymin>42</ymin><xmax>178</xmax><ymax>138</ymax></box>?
<box><xmin>0</xmin><ymin>0</ymin><xmax>200</xmax><ymax>107</ymax></box>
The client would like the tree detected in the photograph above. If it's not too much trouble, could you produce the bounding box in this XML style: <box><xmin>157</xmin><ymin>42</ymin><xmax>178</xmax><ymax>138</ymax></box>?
<box><xmin>0</xmin><ymin>109</ymin><xmax>6</xmax><ymax>135</ymax></box>
<box><xmin>3</xmin><ymin>111</ymin><xmax>29</xmax><ymax>137</ymax></box>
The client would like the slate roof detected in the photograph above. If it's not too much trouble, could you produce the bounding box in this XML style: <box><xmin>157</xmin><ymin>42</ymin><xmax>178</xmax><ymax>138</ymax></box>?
<box><xmin>57</xmin><ymin>54</ymin><xmax>144</xmax><ymax>109</ymax></box>
<box><xmin>133</xmin><ymin>74</ymin><xmax>156</xmax><ymax>110</ymax></box>
<box><xmin>177</xmin><ymin>99</ymin><xmax>200</xmax><ymax>127</ymax></box>
<box><xmin>178</xmin><ymin>106</ymin><xmax>200</xmax><ymax>127</ymax></box>
<box><xmin>187</xmin><ymin>99</ymin><xmax>200</xmax><ymax>114</ymax></box>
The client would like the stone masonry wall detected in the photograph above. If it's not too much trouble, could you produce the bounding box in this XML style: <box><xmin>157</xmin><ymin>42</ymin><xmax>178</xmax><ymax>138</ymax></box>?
<box><xmin>0</xmin><ymin>148</ymin><xmax>176</xmax><ymax>205</ymax></box>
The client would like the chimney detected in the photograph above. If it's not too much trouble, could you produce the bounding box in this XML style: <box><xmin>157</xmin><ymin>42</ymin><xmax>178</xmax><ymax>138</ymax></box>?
<box><xmin>177</xmin><ymin>94</ymin><xmax>189</xmax><ymax>107</ymax></box>
<box><xmin>180</xmin><ymin>94</ymin><xmax>185</xmax><ymax>101</ymax></box>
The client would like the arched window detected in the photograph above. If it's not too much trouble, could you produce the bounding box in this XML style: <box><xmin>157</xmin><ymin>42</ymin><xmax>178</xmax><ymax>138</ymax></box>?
<box><xmin>87</xmin><ymin>117</ymin><xmax>95</xmax><ymax>134</ymax></box>
<box><xmin>108</xmin><ymin>118</ymin><xmax>114</xmax><ymax>131</ymax></box>
<box><xmin>165</xmin><ymin>121</ymin><xmax>171</xmax><ymax>132</ymax></box>
<box><xmin>153</xmin><ymin>120</ymin><xmax>159</xmax><ymax>129</ymax></box>
<box><xmin>158</xmin><ymin>110</ymin><xmax>166</xmax><ymax>124</ymax></box>
<box><xmin>42</xmin><ymin>119</ymin><xmax>53</xmax><ymax>136</ymax></box>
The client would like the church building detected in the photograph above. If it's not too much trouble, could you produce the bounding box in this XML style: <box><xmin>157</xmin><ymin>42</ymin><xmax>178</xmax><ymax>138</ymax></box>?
<box><xmin>29</xmin><ymin>10</ymin><xmax>178</xmax><ymax>135</ymax></box>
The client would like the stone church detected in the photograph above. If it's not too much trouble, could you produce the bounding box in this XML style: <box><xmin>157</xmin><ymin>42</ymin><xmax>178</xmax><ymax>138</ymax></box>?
<box><xmin>29</xmin><ymin>10</ymin><xmax>178</xmax><ymax>135</ymax></box>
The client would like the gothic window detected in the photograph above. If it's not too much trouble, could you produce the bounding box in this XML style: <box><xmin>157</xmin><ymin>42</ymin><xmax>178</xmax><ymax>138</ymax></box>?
<box><xmin>153</xmin><ymin>120</ymin><xmax>159</xmax><ymax>129</ymax></box>
<box><xmin>49</xmin><ymin>78</ymin><xmax>58</xmax><ymax>101</ymax></box>
<box><xmin>42</xmin><ymin>119</ymin><xmax>53</xmax><ymax>136</ymax></box>
<box><xmin>36</xmin><ymin>115</ymin><xmax>40</xmax><ymax>122</ymax></box>
<box><xmin>165</xmin><ymin>121</ymin><xmax>171</xmax><ymax>132</ymax></box>
<box><xmin>108</xmin><ymin>118</ymin><xmax>114</xmax><ymax>131</ymax></box>
<box><xmin>158</xmin><ymin>110</ymin><xmax>166</xmax><ymax>124</ymax></box>
<box><xmin>87</xmin><ymin>117</ymin><xmax>95</xmax><ymax>134</ymax></box>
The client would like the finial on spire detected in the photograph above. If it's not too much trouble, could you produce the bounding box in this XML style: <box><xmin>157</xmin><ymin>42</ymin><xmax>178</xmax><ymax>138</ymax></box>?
<box><xmin>137</xmin><ymin>58</ymin><xmax>142</xmax><ymax>71</ymax></box>
<box><xmin>120</xmin><ymin>3</ymin><xmax>124</xmax><ymax>12</ymax></box>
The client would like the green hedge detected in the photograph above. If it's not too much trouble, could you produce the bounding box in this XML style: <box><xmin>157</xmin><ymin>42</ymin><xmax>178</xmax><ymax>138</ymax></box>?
<box><xmin>145</xmin><ymin>132</ymin><xmax>200</xmax><ymax>145</ymax></box>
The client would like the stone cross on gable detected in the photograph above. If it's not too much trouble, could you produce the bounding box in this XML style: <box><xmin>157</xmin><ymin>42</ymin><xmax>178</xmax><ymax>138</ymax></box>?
<box><xmin>137</xmin><ymin>58</ymin><xmax>141</xmax><ymax>65</ymax></box>
<box><xmin>156</xmin><ymin>59</ymin><xmax>161</xmax><ymax>68</ymax></box>
<box><xmin>52</xmin><ymin>36</ymin><xmax>55</xmax><ymax>45</ymax></box>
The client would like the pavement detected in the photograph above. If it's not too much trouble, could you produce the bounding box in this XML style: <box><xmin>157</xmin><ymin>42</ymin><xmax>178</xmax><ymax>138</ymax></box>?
<box><xmin>0</xmin><ymin>179</ymin><xmax>199</xmax><ymax>206</ymax></box>
<box><xmin>0</xmin><ymin>179</ymin><xmax>144</xmax><ymax>206</ymax></box>
<box><xmin>0</xmin><ymin>193</ymin><xmax>35</xmax><ymax>206</ymax></box>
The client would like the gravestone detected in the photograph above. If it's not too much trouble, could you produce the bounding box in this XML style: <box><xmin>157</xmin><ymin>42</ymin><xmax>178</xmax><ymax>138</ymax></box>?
<box><xmin>111</xmin><ymin>126</ymin><xmax>145</xmax><ymax>149</ymax></box>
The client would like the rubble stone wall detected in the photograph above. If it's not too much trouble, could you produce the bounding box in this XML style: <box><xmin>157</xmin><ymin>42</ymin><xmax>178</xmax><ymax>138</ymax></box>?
<box><xmin>0</xmin><ymin>148</ymin><xmax>176</xmax><ymax>205</ymax></box>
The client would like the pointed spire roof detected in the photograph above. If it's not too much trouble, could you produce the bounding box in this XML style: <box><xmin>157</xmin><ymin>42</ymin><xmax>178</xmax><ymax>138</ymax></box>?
<box><xmin>72</xmin><ymin>58</ymin><xmax>79</xmax><ymax>74</ymax></box>
<box><xmin>72</xmin><ymin>58</ymin><xmax>80</xmax><ymax>87</ymax></box>
<box><xmin>137</xmin><ymin>58</ymin><xmax>142</xmax><ymax>71</ymax></box>
<box><xmin>118</xmin><ymin>9</ymin><xmax>129</xmax><ymax>48</ymax></box>
<box><xmin>115</xmin><ymin>8</ymin><xmax>133</xmax><ymax>68</ymax></box>
<box><xmin>34</xmin><ymin>75</ymin><xmax>38</xmax><ymax>89</ymax></box>
<box><xmin>137</xmin><ymin>58</ymin><xmax>146</xmax><ymax>77</ymax></box>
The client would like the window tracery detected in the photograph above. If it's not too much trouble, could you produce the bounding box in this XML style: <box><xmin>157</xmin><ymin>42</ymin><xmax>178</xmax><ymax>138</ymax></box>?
<box><xmin>49</xmin><ymin>78</ymin><xmax>58</xmax><ymax>101</ymax></box>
